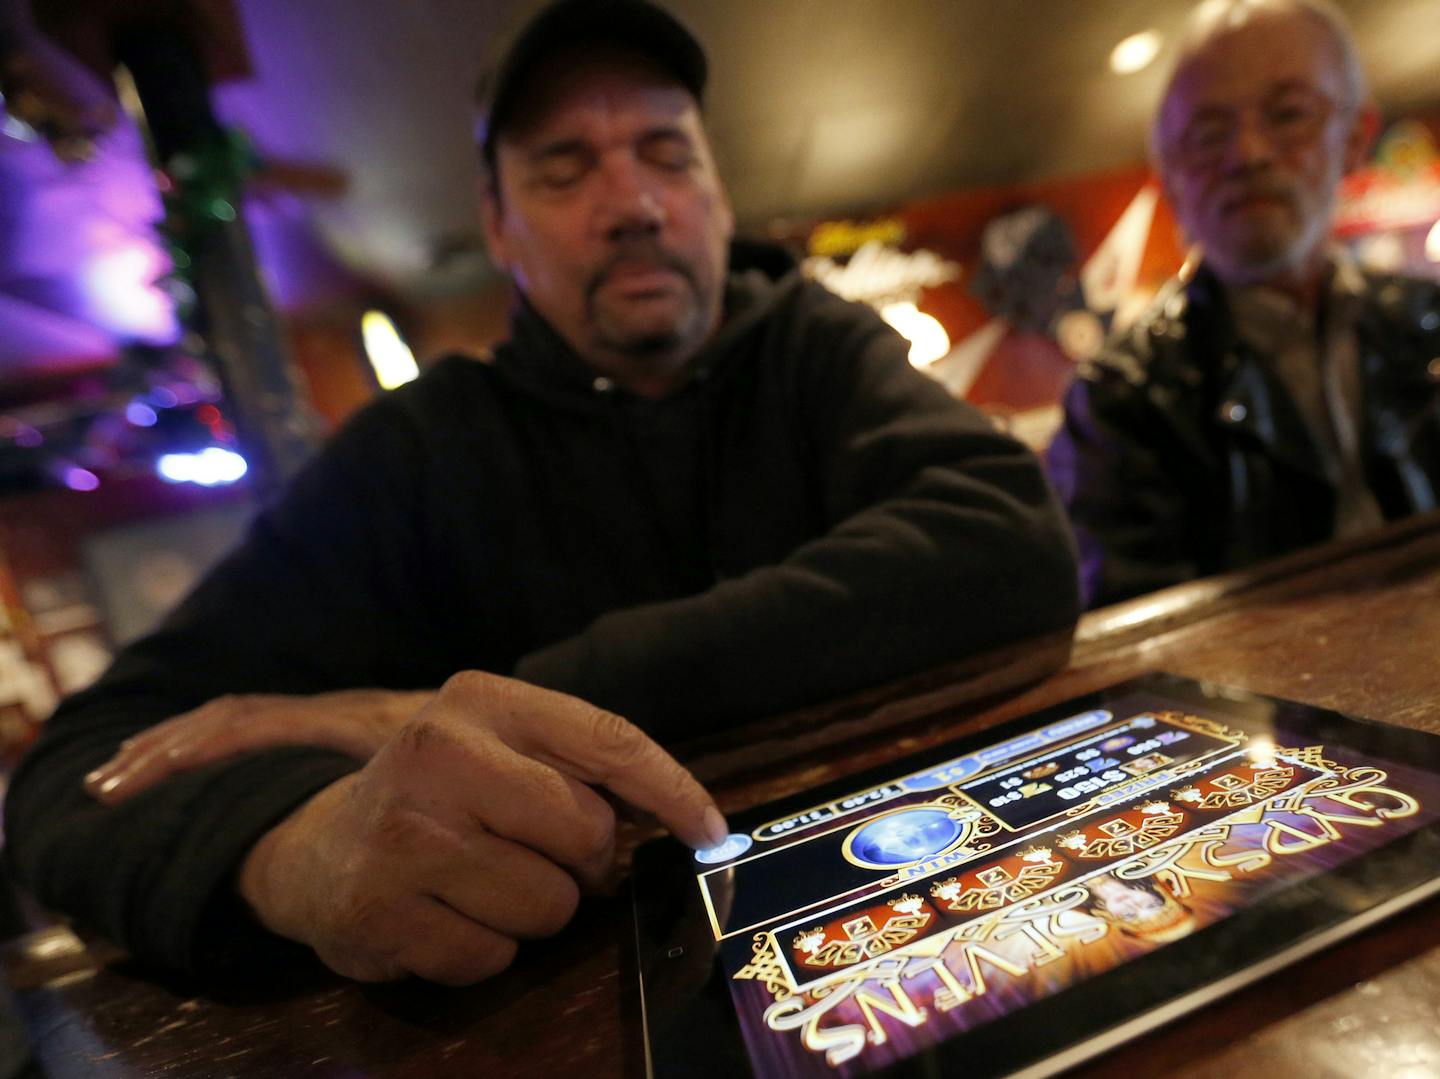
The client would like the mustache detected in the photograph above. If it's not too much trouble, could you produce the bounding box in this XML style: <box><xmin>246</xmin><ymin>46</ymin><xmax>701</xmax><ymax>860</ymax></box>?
<box><xmin>584</xmin><ymin>238</ymin><xmax>697</xmax><ymax>299</ymax></box>
<box><xmin>1218</xmin><ymin>180</ymin><xmax>1296</xmax><ymax>209</ymax></box>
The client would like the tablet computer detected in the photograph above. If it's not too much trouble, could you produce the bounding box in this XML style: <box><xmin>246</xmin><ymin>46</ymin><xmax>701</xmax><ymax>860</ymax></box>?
<box><xmin>632</xmin><ymin>672</ymin><xmax>1440</xmax><ymax>1078</ymax></box>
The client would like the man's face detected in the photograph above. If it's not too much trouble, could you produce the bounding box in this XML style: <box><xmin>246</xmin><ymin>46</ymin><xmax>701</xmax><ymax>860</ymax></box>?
<box><xmin>1156</xmin><ymin>10</ymin><xmax>1371</xmax><ymax>287</ymax></box>
<box><xmin>482</xmin><ymin>50</ymin><xmax>734</xmax><ymax>390</ymax></box>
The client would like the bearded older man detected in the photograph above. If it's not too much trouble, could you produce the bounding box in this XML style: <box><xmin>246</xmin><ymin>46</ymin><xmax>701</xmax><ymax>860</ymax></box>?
<box><xmin>1050</xmin><ymin>0</ymin><xmax>1440</xmax><ymax>608</ymax></box>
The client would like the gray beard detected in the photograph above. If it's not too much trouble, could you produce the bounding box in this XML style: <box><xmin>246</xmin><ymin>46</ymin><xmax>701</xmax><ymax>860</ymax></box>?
<box><xmin>1204</xmin><ymin>191</ymin><xmax>1339</xmax><ymax>287</ymax></box>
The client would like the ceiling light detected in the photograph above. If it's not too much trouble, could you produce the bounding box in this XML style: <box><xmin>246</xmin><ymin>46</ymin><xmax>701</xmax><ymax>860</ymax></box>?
<box><xmin>1111</xmin><ymin>30</ymin><xmax>1163</xmax><ymax>76</ymax></box>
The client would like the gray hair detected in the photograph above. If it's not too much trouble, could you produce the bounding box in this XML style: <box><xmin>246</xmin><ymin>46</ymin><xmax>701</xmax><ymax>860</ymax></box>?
<box><xmin>1150</xmin><ymin>0</ymin><xmax>1369</xmax><ymax>168</ymax></box>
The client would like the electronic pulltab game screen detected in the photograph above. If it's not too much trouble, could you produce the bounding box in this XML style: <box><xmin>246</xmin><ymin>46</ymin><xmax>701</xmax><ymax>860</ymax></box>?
<box><xmin>632</xmin><ymin>674</ymin><xmax>1440</xmax><ymax>1078</ymax></box>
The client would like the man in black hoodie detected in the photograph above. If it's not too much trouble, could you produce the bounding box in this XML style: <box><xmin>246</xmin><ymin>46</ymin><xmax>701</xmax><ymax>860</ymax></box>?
<box><xmin>5</xmin><ymin>0</ymin><xmax>1080</xmax><ymax>986</ymax></box>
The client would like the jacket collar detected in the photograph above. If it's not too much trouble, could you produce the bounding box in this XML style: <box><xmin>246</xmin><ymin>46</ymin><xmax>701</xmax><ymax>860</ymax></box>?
<box><xmin>1186</xmin><ymin>263</ymin><xmax>1333</xmax><ymax>483</ymax></box>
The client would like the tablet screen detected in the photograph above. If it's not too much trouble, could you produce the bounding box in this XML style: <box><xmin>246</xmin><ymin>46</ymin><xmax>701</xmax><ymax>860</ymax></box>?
<box><xmin>634</xmin><ymin>674</ymin><xmax>1440</xmax><ymax>1078</ymax></box>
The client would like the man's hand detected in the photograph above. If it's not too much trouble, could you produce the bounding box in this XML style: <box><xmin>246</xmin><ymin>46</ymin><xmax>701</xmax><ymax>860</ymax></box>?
<box><xmin>235</xmin><ymin>671</ymin><xmax>727</xmax><ymax>985</ymax></box>
<box><xmin>84</xmin><ymin>689</ymin><xmax>434</xmax><ymax>803</ymax></box>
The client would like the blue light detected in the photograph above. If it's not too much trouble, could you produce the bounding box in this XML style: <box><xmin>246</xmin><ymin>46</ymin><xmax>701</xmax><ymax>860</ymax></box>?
<box><xmin>125</xmin><ymin>402</ymin><xmax>159</xmax><ymax>427</ymax></box>
<box><xmin>156</xmin><ymin>447</ymin><xmax>248</xmax><ymax>486</ymax></box>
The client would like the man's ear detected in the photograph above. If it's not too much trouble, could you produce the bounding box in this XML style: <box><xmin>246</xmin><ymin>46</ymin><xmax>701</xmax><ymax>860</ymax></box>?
<box><xmin>1343</xmin><ymin>102</ymin><xmax>1381</xmax><ymax>175</ymax></box>
<box><xmin>479</xmin><ymin>175</ymin><xmax>510</xmax><ymax>272</ymax></box>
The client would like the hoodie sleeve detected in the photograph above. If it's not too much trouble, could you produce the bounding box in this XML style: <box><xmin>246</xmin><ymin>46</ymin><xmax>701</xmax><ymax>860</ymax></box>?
<box><xmin>513</xmin><ymin>288</ymin><xmax>1081</xmax><ymax>737</ymax></box>
<box><xmin>3</xmin><ymin>393</ymin><xmax>445</xmax><ymax>973</ymax></box>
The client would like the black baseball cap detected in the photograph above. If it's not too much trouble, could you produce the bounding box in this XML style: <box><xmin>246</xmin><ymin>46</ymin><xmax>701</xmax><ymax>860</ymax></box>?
<box><xmin>475</xmin><ymin>0</ymin><xmax>708</xmax><ymax>169</ymax></box>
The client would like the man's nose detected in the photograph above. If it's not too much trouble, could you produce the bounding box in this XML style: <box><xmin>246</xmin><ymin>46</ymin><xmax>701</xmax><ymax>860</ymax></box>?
<box><xmin>597</xmin><ymin>156</ymin><xmax>666</xmax><ymax>237</ymax></box>
<box><xmin>1221</xmin><ymin>110</ymin><xmax>1275</xmax><ymax>172</ymax></box>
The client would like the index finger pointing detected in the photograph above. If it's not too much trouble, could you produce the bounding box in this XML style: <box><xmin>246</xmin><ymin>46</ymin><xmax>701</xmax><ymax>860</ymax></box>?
<box><xmin>568</xmin><ymin>708</ymin><xmax>729</xmax><ymax>849</ymax></box>
<box><xmin>471</xmin><ymin>677</ymin><xmax>728</xmax><ymax>850</ymax></box>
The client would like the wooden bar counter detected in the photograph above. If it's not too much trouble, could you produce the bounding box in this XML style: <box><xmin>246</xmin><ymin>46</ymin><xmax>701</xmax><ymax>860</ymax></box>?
<box><xmin>8</xmin><ymin>511</ymin><xmax>1440</xmax><ymax>1078</ymax></box>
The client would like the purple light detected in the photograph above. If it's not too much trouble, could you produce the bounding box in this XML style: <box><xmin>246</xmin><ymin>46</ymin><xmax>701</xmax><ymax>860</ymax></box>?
<box><xmin>63</xmin><ymin>467</ymin><xmax>100</xmax><ymax>492</ymax></box>
<box><xmin>1</xmin><ymin>112</ymin><xmax>178</xmax><ymax>357</ymax></box>
<box><xmin>125</xmin><ymin>401</ymin><xmax>159</xmax><ymax>427</ymax></box>
<box><xmin>149</xmin><ymin>387</ymin><xmax>179</xmax><ymax>408</ymax></box>
<box><xmin>236</xmin><ymin>189</ymin><xmax>362</xmax><ymax>313</ymax></box>
<box><xmin>14</xmin><ymin>426</ymin><xmax>43</xmax><ymax>448</ymax></box>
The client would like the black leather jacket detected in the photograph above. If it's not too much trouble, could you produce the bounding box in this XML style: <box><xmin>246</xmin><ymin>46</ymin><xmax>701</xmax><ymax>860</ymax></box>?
<box><xmin>1049</xmin><ymin>264</ymin><xmax>1440</xmax><ymax>607</ymax></box>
